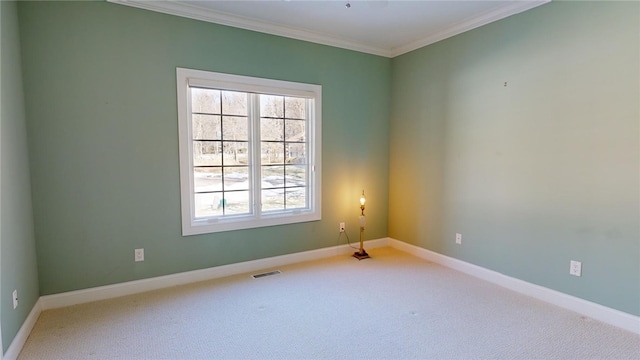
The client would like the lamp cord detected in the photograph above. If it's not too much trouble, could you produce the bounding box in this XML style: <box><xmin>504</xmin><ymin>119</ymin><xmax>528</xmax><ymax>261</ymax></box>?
<box><xmin>339</xmin><ymin>230</ymin><xmax>360</xmax><ymax>250</ymax></box>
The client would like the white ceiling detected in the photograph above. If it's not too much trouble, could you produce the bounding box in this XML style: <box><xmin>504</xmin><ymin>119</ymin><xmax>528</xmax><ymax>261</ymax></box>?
<box><xmin>109</xmin><ymin>0</ymin><xmax>550</xmax><ymax>57</ymax></box>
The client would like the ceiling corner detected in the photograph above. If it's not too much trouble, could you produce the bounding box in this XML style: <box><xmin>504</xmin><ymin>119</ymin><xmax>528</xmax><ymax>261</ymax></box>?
<box><xmin>390</xmin><ymin>0</ymin><xmax>552</xmax><ymax>57</ymax></box>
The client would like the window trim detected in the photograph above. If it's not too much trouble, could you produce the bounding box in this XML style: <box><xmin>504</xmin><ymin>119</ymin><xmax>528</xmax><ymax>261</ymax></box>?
<box><xmin>176</xmin><ymin>68</ymin><xmax>322</xmax><ymax>235</ymax></box>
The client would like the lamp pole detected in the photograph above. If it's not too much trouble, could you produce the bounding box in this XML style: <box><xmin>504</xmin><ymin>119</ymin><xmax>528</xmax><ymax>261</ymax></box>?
<box><xmin>353</xmin><ymin>190</ymin><xmax>370</xmax><ymax>260</ymax></box>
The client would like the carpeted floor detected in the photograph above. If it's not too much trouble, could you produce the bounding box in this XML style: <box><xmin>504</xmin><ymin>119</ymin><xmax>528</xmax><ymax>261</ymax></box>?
<box><xmin>18</xmin><ymin>247</ymin><xmax>640</xmax><ymax>359</ymax></box>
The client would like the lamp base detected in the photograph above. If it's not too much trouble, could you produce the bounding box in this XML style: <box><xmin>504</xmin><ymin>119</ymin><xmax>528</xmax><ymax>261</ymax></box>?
<box><xmin>352</xmin><ymin>250</ymin><xmax>370</xmax><ymax>260</ymax></box>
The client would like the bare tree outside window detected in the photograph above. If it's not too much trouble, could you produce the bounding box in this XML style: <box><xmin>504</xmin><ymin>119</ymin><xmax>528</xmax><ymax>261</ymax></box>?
<box><xmin>260</xmin><ymin>95</ymin><xmax>307</xmax><ymax>211</ymax></box>
<box><xmin>177</xmin><ymin>68</ymin><xmax>321</xmax><ymax>235</ymax></box>
<box><xmin>191</xmin><ymin>89</ymin><xmax>250</xmax><ymax>217</ymax></box>
<box><xmin>190</xmin><ymin>90</ymin><xmax>308</xmax><ymax>216</ymax></box>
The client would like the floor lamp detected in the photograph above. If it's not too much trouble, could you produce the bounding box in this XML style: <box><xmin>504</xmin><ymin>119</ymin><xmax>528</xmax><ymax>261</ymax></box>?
<box><xmin>353</xmin><ymin>190</ymin><xmax>370</xmax><ymax>260</ymax></box>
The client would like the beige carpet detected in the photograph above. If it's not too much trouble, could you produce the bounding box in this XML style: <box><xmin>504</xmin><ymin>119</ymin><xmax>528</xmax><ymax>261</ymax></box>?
<box><xmin>18</xmin><ymin>247</ymin><xmax>640</xmax><ymax>359</ymax></box>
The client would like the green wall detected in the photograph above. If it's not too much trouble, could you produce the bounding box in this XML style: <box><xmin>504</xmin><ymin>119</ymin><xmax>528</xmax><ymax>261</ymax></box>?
<box><xmin>389</xmin><ymin>1</ymin><xmax>640</xmax><ymax>316</ymax></box>
<box><xmin>5</xmin><ymin>1</ymin><xmax>638</xmax><ymax>352</ymax></box>
<box><xmin>18</xmin><ymin>1</ymin><xmax>391</xmax><ymax>296</ymax></box>
<box><xmin>1</xmin><ymin>0</ymin><xmax>40</xmax><ymax>353</ymax></box>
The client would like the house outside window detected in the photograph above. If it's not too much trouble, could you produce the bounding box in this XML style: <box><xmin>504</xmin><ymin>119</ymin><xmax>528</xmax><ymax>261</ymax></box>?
<box><xmin>176</xmin><ymin>68</ymin><xmax>322</xmax><ymax>235</ymax></box>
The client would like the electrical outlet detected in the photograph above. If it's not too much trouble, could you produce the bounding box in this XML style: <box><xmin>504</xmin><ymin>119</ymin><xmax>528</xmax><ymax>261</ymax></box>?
<box><xmin>135</xmin><ymin>248</ymin><xmax>145</xmax><ymax>262</ymax></box>
<box><xmin>339</xmin><ymin>222</ymin><xmax>345</xmax><ymax>233</ymax></box>
<box><xmin>13</xmin><ymin>290</ymin><xmax>18</xmax><ymax>309</ymax></box>
<box><xmin>455</xmin><ymin>233</ymin><xmax>462</xmax><ymax>245</ymax></box>
<box><xmin>570</xmin><ymin>260</ymin><xmax>582</xmax><ymax>277</ymax></box>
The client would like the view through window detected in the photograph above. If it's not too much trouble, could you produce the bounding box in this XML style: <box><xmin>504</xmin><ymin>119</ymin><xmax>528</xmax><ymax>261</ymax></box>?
<box><xmin>177</xmin><ymin>68</ymin><xmax>321</xmax><ymax>235</ymax></box>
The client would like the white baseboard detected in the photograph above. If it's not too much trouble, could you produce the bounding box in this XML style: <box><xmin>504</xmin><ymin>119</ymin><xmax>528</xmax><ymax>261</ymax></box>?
<box><xmin>388</xmin><ymin>238</ymin><xmax>640</xmax><ymax>335</ymax></box>
<box><xmin>4</xmin><ymin>299</ymin><xmax>43</xmax><ymax>360</ymax></box>
<box><xmin>5</xmin><ymin>238</ymin><xmax>387</xmax><ymax>358</ymax></box>
<box><xmin>40</xmin><ymin>237</ymin><xmax>390</xmax><ymax>310</ymax></box>
<box><xmin>11</xmin><ymin>236</ymin><xmax>636</xmax><ymax>359</ymax></box>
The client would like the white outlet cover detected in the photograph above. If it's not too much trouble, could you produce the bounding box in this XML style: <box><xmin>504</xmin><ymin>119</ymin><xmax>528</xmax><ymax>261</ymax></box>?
<box><xmin>135</xmin><ymin>248</ymin><xmax>145</xmax><ymax>262</ymax></box>
<box><xmin>12</xmin><ymin>290</ymin><xmax>18</xmax><ymax>309</ymax></box>
<box><xmin>455</xmin><ymin>233</ymin><xmax>462</xmax><ymax>244</ymax></box>
<box><xmin>570</xmin><ymin>260</ymin><xmax>582</xmax><ymax>277</ymax></box>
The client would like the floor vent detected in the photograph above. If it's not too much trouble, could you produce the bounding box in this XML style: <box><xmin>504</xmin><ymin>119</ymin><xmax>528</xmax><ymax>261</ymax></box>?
<box><xmin>251</xmin><ymin>270</ymin><xmax>281</xmax><ymax>279</ymax></box>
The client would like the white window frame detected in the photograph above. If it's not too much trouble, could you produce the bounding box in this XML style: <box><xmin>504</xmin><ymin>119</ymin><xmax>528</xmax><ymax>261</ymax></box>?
<box><xmin>176</xmin><ymin>68</ymin><xmax>322</xmax><ymax>235</ymax></box>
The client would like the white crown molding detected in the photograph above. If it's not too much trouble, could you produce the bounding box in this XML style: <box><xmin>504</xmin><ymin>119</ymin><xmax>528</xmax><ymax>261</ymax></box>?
<box><xmin>107</xmin><ymin>0</ymin><xmax>392</xmax><ymax>57</ymax></box>
<box><xmin>107</xmin><ymin>0</ymin><xmax>550</xmax><ymax>58</ymax></box>
<box><xmin>390</xmin><ymin>0</ymin><xmax>551</xmax><ymax>57</ymax></box>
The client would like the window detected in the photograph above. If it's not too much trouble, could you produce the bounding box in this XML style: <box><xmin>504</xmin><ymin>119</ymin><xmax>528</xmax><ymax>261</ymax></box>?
<box><xmin>176</xmin><ymin>68</ymin><xmax>322</xmax><ymax>235</ymax></box>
